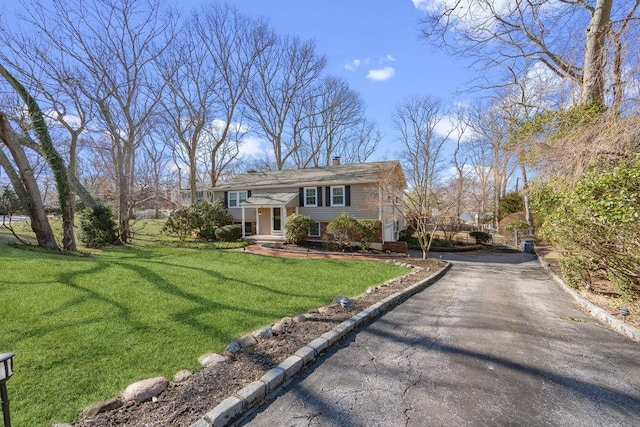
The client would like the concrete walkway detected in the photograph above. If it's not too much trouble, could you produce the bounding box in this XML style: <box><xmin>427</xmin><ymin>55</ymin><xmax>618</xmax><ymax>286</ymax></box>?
<box><xmin>239</xmin><ymin>251</ymin><xmax>640</xmax><ymax>426</ymax></box>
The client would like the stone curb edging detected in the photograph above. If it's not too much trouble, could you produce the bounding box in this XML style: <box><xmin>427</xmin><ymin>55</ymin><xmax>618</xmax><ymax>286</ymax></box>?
<box><xmin>189</xmin><ymin>262</ymin><xmax>452</xmax><ymax>427</ymax></box>
<box><xmin>537</xmin><ymin>254</ymin><xmax>640</xmax><ymax>343</ymax></box>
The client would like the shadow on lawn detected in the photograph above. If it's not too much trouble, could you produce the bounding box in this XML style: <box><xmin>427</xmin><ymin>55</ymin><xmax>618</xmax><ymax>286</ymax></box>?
<box><xmin>113</xmin><ymin>260</ymin><xmax>282</xmax><ymax>338</ymax></box>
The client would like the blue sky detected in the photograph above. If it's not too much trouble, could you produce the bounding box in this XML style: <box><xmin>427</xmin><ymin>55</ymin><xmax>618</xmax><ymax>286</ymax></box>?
<box><xmin>178</xmin><ymin>0</ymin><xmax>474</xmax><ymax>160</ymax></box>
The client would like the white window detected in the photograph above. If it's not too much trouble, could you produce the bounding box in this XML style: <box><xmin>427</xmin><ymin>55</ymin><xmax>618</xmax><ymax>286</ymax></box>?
<box><xmin>239</xmin><ymin>191</ymin><xmax>248</xmax><ymax>204</ymax></box>
<box><xmin>308</xmin><ymin>222</ymin><xmax>321</xmax><ymax>237</ymax></box>
<box><xmin>228</xmin><ymin>191</ymin><xmax>248</xmax><ymax>208</ymax></box>
<box><xmin>331</xmin><ymin>186</ymin><xmax>345</xmax><ymax>206</ymax></box>
<box><xmin>196</xmin><ymin>191</ymin><xmax>204</xmax><ymax>200</ymax></box>
<box><xmin>304</xmin><ymin>187</ymin><xmax>317</xmax><ymax>207</ymax></box>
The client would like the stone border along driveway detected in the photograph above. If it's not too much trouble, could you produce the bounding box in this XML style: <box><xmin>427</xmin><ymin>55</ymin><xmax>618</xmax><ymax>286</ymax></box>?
<box><xmin>189</xmin><ymin>250</ymin><xmax>640</xmax><ymax>427</ymax></box>
<box><xmin>188</xmin><ymin>263</ymin><xmax>452</xmax><ymax>427</ymax></box>
<box><xmin>538</xmin><ymin>254</ymin><xmax>640</xmax><ymax>342</ymax></box>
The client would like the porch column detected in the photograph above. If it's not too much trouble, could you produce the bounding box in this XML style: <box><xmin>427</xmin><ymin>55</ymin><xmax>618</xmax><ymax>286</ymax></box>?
<box><xmin>378</xmin><ymin>187</ymin><xmax>383</xmax><ymax>221</ymax></box>
<box><xmin>281</xmin><ymin>204</ymin><xmax>287</xmax><ymax>232</ymax></box>
<box><xmin>241</xmin><ymin>207</ymin><xmax>246</xmax><ymax>238</ymax></box>
<box><xmin>255</xmin><ymin>208</ymin><xmax>260</xmax><ymax>235</ymax></box>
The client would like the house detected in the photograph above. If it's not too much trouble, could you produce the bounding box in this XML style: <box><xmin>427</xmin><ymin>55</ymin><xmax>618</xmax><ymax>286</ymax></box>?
<box><xmin>211</xmin><ymin>157</ymin><xmax>406</xmax><ymax>244</ymax></box>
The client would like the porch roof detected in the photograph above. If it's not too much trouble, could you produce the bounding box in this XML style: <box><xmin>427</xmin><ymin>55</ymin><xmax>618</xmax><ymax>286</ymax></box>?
<box><xmin>240</xmin><ymin>192</ymin><xmax>298</xmax><ymax>208</ymax></box>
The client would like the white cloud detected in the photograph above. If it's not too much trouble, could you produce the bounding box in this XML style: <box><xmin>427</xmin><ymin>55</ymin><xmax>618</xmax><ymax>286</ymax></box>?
<box><xmin>208</xmin><ymin>119</ymin><xmax>249</xmax><ymax>137</ymax></box>
<box><xmin>238</xmin><ymin>135</ymin><xmax>266</xmax><ymax>157</ymax></box>
<box><xmin>434</xmin><ymin>116</ymin><xmax>457</xmax><ymax>138</ymax></box>
<box><xmin>366</xmin><ymin>66</ymin><xmax>395</xmax><ymax>82</ymax></box>
<box><xmin>385</xmin><ymin>54</ymin><xmax>396</xmax><ymax>62</ymax></box>
<box><xmin>345</xmin><ymin>59</ymin><xmax>361</xmax><ymax>72</ymax></box>
<box><xmin>44</xmin><ymin>110</ymin><xmax>83</xmax><ymax>129</ymax></box>
<box><xmin>411</xmin><ymin>0</ymin><xmax>440</xmax><ymax>12</ymax></box>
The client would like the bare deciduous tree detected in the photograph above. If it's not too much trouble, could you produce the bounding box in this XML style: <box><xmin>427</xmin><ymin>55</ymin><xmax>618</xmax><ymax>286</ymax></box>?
<box><xmin>464</xmin><ymin>100</ymin><xmax>517</xmax><ymax>228</ymax></box>
<box><xmin>19</xmin><ymin>0</ymin><xmax>178</xmax><ymax>243</ymax></box>
<box><xmin>0</xmin><ymin>64</ymin><xmax>79</xmax><ymax>249</ymax></box>
<box><xmin>160</xmin><ymin>3</ymin><xmax>274</xmax><ymax>202</ymax></box>
<box><xmin>335</xmin><ymin>119</ymin><xmax>382</xmax><ymax>164</ymax></box>
<box><xmin>0</xmin><ymin>111</ymin><xmax>58</xmax><ymax>248</ymax></box>
<box><xmin>419</xmin><ymin>0</ymin><xmax>639</xmax><ymax>108</ymax></box>
<box><xmin>292</xmin><ymin>76</ymin><xmax>367</xmax><ymax>168</ymax></box>
<box><xmin>393</xmin><ymin>95</ymin><xmax>451</xmax><ymax>258</ymax></box>
<box><xmin>244</xmin><ymin>35</ymin><xmax>327</xmax><ymax>170</ymax></box>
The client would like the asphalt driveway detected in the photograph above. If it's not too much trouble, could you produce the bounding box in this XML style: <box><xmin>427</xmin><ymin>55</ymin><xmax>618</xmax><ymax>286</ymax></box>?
<box><xmin>239</xmin><ymin>251</ymin><xmax>640</xmax><ymax>426</ymax></box>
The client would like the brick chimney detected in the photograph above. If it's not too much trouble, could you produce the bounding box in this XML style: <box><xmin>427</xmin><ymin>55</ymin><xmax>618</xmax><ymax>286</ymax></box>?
<box><xmin>332</xmin><ymin>156</ymin><xmax>341</xmax><ymax>166</ymax></box>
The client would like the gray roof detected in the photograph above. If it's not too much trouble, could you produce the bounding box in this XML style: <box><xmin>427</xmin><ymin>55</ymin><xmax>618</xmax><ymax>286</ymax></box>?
<box><xmin>213</xmin><ymin>160</ymin><xmax>404</xmax><ymax>191</ymax></box>
<box><xmin>240</xmin><ymin>192</ymin><xmax>298</xmax><ymax>207</ymax></box>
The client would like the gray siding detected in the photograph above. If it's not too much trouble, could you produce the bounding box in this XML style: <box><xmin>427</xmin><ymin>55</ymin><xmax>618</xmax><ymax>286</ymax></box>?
<box><xmin>212</xmin><ymin>191</ymin><xmax>255</xmax><ymax>222</ymax></box>
<box><xmin>213</xmin><ymin>184</ymin><xmax>402</xmax><ymax>240</ymax></box>
<box><xmin>298</xmin><ymin>184</ymin><xmax>378</xmax><ymax>221</ymax></box>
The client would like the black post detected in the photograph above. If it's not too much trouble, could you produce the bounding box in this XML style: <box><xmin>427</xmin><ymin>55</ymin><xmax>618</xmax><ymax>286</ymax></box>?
<box><xmin>0</xmin><ymin>382</ymin><xmax>10</xmax><ymax>427</ymax></box>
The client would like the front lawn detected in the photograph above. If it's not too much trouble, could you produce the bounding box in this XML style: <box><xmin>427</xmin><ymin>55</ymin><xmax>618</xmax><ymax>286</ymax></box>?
<box><xmin>0</xmin><ymin>228</ymin><xmax>407</xmax><ymax>425</ymax></box>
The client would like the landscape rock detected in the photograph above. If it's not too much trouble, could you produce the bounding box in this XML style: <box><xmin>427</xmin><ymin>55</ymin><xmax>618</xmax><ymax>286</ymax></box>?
<box><xmin>318</xmin><ymin>306</ymin><xmax>332</xmax><ymax>314</ymax></box>
<box><xmin>271</xmin><ymin>322</ymin><xmax>286</xmax><ymax>334</ymax></box>
<box><xmin>224</xmin><ymin>341</ymin><xmax>241</xmax><ymax>354</ymax></box>
<box><xmin>366</xmin><ymin>286</ymin><xmax>378</xmax><ymax>294</ymax></box>
<box><xmin>198</xmin><ymin>353</ymin><xmax>227</xmax><ymax>368</ymax></box>
<box><xmin>280</xmin><ymin>316</ymin><xmax>294</xmax><ymax>326</ymax></box>
<box><xmin>237</xmin><ymin>334</ymin><xmax>258</xmax><ymax>349</ymax></box>
<box><xmin>173</xmin><ymin>370</ymin><xmax>193</xmax><ymax>383</ymax></box>
<box><xmin>122</xmin><ymin>377</ymin><xmax>167</xmax><ymax>404</ymax></box>
<box><xmin>81</xmin><ymin>397</ymin><xmax>123</xmax><ymax>418</ymax></box>
<box><xmin>292</xmin><ymin>314</ymin><xmax>307</xmax><ymax>323</ymax></box>
<box><xmin>252</xmin><ymin>327</ymin><xmax>273</xmax><ymax>340</ymax></box>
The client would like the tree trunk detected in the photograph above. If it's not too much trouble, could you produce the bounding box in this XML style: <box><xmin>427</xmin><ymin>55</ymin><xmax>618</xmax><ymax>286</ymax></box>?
<box><xmin>520</xmin><ymin>163</ymin><xmax>533</xmax><ymax>227</ymax></box>
<box><xmin>580</xmin><ymin>0</ymin><xmax>613</xmax><ymax>106</ymax></box>
<box><xmin>16</xmin><ymin>133</ymin><xmax>99</xmax><ymax>210</ymax></box>
<box><xmin>68</xmin><ymin>171</ymin><xmax>99</xmax><ymax>210</ymax></box>
<box><xmin>0</xmin><ymin>149</ymin><xmax>29</xmax><ymax>210</ymax></box>
<box><xmin>0</xmin><ymin>64</ymin><xmax>76</xmax><ymax>250</ymax></box>
<box><xmin>68</xmin><ymin>136</ymin><xmax>78</xmax><ymax>224</ymax></box>
<box><xmin>611</xmin><ymin>30</ymin><xmax>624</xmax><ymax>114</ymax></box>
<box><xmin>0</xmin><ymin>114</ymin><xmax>59</xmax><ymax>249</ymax></box>
<box><xmin>189</xmin><ymin>144</ymin><xmax>197</xmax><ymax>204</ymax></box>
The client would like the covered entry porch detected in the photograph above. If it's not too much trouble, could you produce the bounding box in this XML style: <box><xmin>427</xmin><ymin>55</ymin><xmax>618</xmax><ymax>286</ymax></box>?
<box><xmin>239</xmin><ymin>192</ymin><xmax>298</xmax><ymax>238</ymax></box>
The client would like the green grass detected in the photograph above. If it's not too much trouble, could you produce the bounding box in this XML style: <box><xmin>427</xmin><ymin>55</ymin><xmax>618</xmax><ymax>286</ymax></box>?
<box><xmin>0</xmin><ymin>220</ymin><xmax>407</xmax><ymax>425</ymax></box>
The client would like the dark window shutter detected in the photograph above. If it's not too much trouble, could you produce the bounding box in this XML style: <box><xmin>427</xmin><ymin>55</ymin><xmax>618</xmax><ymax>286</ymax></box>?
<box><xmin>345</xmin><ymin>185</ymin><xmax>351</xmax><ymax>206</ymax></box>
<box><xmin>299</xmin><ymin>188</ymin><xmax>304</xmax><ymax>207</ymax></box>
<box><xmin>317</xmin><ymin>186</ymin><xmax>322</xmax><ymax>207</ymax></box>
<box><xmin>224</xmin><ymin>191</ymin><xmax>228</xmax><ymax>207</ymax></box>
<box><xmin>326</xmin><ymin>187</ymin><xmax>331</xmax><ymax>207</ymax></box>
<box><xmin>247</xmin><ymin>190</ymin><xmax>252</xmax><ymax>198</ymax></box>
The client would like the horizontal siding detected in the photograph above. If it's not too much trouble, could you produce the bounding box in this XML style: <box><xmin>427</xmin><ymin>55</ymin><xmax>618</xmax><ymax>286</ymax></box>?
<box><xmin>214</xmin><ymin>184</ymin><xmax>397</xmax><ymax>224</ymax></box>
<box><xmin>299</xmin><ymin>184</ymin><xmax>378</xmax><ymax>221</ymax></box>
<box><xmin>299</xmin><ymin>207</ymin><xmax>377</xmax><ymax>221</ymax></box>
<box><xmin>226</xmin><ymin>208</ymin><xmax>256</xmax><ymax>222</ymax></box>
<box><xmin>213</xmin><ymin>191</ymin><xmax>257</xmax><ymax>222</ymax></box>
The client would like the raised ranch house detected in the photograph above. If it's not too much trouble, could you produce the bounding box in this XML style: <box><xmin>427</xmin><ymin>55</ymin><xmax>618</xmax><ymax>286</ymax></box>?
<box><xmin>208</xmin><ymin>158</ymin><xmax>406</xmax><ymax>246</ymax></box>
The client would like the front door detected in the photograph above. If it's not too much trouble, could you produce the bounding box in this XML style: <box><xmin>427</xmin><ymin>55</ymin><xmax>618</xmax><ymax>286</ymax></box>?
<box><xmin>272</xmin><ymin>207</ymin><xmax>282</xmax><ymax>233</ymax></box>
<box><xmin>384</xmin><ymin>223</ymin><xmax>395</xmax><ymax>242</ymax></box>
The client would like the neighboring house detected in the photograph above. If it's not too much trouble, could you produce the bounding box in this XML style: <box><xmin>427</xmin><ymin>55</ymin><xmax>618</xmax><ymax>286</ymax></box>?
<box><xmin>179</xmin><ymin>186</ymin><xmax>213</xmax><ymax>207</ymax></box>
<box><xmin>210</xmin><ymin>157</ymin><xmax>406</xmax><ymax>243</ymax></box>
